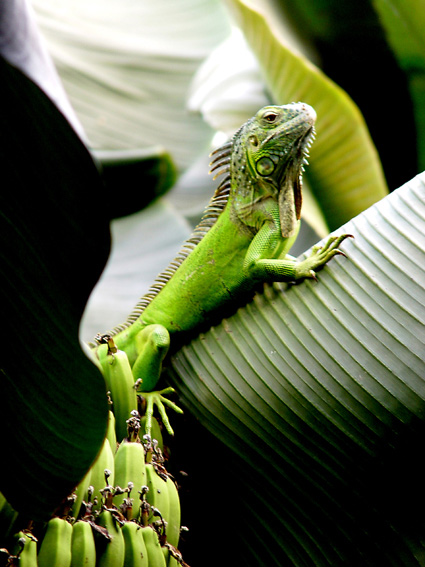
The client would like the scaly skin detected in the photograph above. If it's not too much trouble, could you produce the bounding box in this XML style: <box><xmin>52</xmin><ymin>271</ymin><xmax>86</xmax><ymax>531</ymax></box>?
<box><xmin>92</xmin><ymin>103</ymin><xmax>351</xmax><ymax>433</ymax></box>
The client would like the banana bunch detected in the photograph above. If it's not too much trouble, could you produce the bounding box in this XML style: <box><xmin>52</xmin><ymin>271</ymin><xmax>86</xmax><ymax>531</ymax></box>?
<box><xmin>1</xmin><ymin>422</ymin><xmax>187</xmax><ymax>566</ymax></box>
<box><xmin>1</xmin><ymin>337</ymin><xmax>189</xmax><ymax>567</ymax></box>
<box><xmin>20</xmin><ymin>413</ymin><xmax>186</xmax><ymax>567</ymax></box>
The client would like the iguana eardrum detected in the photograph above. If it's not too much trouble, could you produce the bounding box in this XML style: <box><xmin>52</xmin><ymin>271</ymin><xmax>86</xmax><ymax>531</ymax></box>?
<box><xmin>94</xmin><ymin>102</ymin><xmax>351</xmax><ymax>430</ymax></box>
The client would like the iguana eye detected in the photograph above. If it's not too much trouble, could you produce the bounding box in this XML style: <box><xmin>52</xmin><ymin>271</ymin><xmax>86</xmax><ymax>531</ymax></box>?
<box><xmin>263</xmin><ymin>112</ymin><xmax>278</xmax><ymax>123</ymax></box>
<box><xmin>256</xmin><ymin>156</ymin><xmax>275</xmax><ymax>176</ymax></box>
<box><xmin>249</xmin><ymin>135</ymin><xmax>259</xmax><ymax>147</ymax></box>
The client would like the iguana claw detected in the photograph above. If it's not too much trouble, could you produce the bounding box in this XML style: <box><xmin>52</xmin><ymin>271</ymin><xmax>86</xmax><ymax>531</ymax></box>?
<box><xmin>296</xmin><ymin>233</ymin><xmax>353</xmax><ymax>280</ymax></box>
<box><xmin>141</xmin><ymin>387</ymin><xmax>183</xmax><ymax>437</ymax></box>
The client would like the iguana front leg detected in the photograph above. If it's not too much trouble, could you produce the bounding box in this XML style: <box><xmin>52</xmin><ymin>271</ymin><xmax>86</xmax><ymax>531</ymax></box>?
<box><xmin>133</xmin><ymin>324</ymin><xmax>170</xmax><ymax>391</ymax></box>
<box><xmin>132</xmin><ymin>324</ymin><xmax>183</xmax><ymax>436</ymax></box>
<box><xmin>293</xmin><ymin>234</ymin><xmax>353</xmax><ymax>280</ymax></box>
<box><xmin>244</xmin><ymin>220</ymin><xmax>352</xmax><ymax>282</ymax></box>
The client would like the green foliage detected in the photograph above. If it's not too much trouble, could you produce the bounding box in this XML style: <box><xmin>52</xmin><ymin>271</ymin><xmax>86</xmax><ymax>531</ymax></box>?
<box><xmin>271</xmin><ymin>0</ymin><xmax>420</xmax><ymax>187</ymax></box>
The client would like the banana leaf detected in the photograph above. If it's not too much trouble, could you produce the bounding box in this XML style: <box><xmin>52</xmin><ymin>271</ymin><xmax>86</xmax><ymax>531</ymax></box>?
<box><xmin>268</xmin><ymin>0</ymin><xmax>419</xmax><ymax>188</ymax></box>
<box><xmin>371</xmin><ymin>0</ymin><xmax>425</xmax><ymax>173</ymax></box>
<box><xmin>31</xmin><ymin>0</ymin><xmax>232</xmax><ymax>172</ymax></box>
<box><xmin>167</xmin><ymin>172</ymin><xmax>425</xmax><ymax>566</ymax></box>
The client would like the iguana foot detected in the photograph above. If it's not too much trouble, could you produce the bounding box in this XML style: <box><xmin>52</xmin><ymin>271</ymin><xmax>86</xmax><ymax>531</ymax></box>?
<box><xmin>141</xmin><ymin>387</ymin><xmax>183</xmax><ymax>437</ymax></box>
<box><xmin>295</xmin><ymin>233</ymin><xmax>353</xmax><ymax>280</ymax></box>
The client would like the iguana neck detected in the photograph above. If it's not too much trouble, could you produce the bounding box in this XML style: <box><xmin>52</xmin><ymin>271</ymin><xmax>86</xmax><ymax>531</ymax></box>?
<box><xmin>229</xmin><ymin>103</ymin><xmax>315</xmax><ymax>239</ymax></box>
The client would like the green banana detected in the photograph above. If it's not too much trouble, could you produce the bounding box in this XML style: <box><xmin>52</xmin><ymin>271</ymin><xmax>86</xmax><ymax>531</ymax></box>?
<box><xmin>70</xmin><ymin>467</ymin><xmax>92</xmax><ymax>521</ymax></box>
<box><xmin>122</xmin><ymin>521</ymin><xmax>148</xmax><ymax>567</ymax></box>
<box><xmin>141</xmin><ymin>526</ymin><xmax>166</xmax><ymax>567</ymax></box>
<box><xmin>145</xmin><ymin>463</ymin><xmax>169</xmax><ymax>526</ymax></box>
<box><xmin>161</xmin><ymin>545</ymin><xmax>170</xmax><ymax>567</ymax></box>
<box><xmin>95</xmin><ymin>341</ymin><xmax>109</xmax><ymax>373</ymax></box>
<box><xmin>97</xmin><ymin>337</ymin><xmax>138</xmax><ymax>442</ymax></box>
<box><xmin>96</xmin><ymin>510</ymin><xmax>125</xmax><ymax>567</ymax></box>
<box><xmin>14</xmin><ymin>531</ymin><xmax>38</xmax><ymax>567</ymax></box>
<box><xmin>114</xmin><ymin>444</ymin><xmax>146</xmax><ymax>521</ymax></box>
<box><xmin>37</xmin><ymin>516</ymin><xmax>72</xmax><ymax>567</ymax></box>
<box><xmin>114</xmin><ymin>413</ymin><xmax>147</xmax><ymax>521</ymax></box>
<box><xmin>140</xmin><ymin>416</ymin><xmax>163</xmax><ymax>452</ymax></box>
<box><xmin>152</xmin><ymin>474</ymin><xmax>181</xmax><ymax>567</ymax></box>
<box><xmin>86</xmin><ymin>437</ymin><xmax>115</xmax><ymax>510</ymax></box>
<box><xmin>144</xmin><ymin>443</ymin><xmax>169</xmax><ymax>529</ymax></box>
<box><xmin>164</xmin><ymin>476</ymin><xmax>180</xmax><ymax>549</ymax></box>
<box><xmin>169</xmin><ymin>553</ymin><xmax>181</xmax><ymax>567</ymax></box>
<box><xmin>70</xmin><ymin>520</ymin><xmax>96</xmax><ymax>567</ymax></box>
<box><xmin>107</xmin><ymin>409</ymin><xmax>118</xmax><ymax>454</ymax></box>
<box><xmin>162</xmin><ymin>544</ymin><xmax>186</xmax><ymax>567</ymax></box>
<box><xmin>144</xmin><ymin>440</ymin><xmax>183</xmax><ymax>565</ymax></box>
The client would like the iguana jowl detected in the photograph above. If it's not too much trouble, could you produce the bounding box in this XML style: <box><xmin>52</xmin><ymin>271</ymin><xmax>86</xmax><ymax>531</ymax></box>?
<box><xmin>94</xmin><ymin>102</ymin><xmax>351</xmax><ymax>430</ymax></box>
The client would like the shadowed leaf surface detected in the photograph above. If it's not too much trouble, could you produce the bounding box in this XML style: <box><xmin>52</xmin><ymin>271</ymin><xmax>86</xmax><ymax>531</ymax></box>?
<box><xmin>92</xmin><ymin>147</ymin><xmax>177</xmax><ymax>220</ymax></box>
<box><xmin>0</xmin><ymin>57</ymin><xmax>110</xmax><ymax>520</ymax></box>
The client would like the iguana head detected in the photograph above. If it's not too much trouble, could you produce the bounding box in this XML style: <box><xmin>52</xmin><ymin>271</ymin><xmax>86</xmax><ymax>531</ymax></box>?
<box><xmin>230</xmin><ymin>102</ymin><xmax>316</xmax><ymax>237</ymax></box>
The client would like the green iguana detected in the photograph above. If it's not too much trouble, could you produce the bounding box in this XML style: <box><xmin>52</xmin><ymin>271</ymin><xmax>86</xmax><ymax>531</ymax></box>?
<box><xmin>93</xmin><ymin>102</ymin><xmax>351</xmax><ymax>433</ymax></box>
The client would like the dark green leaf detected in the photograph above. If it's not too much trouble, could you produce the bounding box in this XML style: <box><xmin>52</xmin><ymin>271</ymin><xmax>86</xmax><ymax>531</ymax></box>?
<box><xmin>0</xmin><ymin>57</ymin><xmax>110</xmax><ymax>520</ymax></box>
<box><xmin>92</xmin><ymin>148</ymin><xmax>177</xmax><ymax>220</ymax></box>
<box><xmin>272</xmin><ymin>0</ymin><xmax>418</xmax><ymax>188</ymax></box>
<box><xmin>371</xmin><ymin>0</ymin><xmax>425</xmax><ymax>172</ymax></box>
